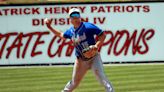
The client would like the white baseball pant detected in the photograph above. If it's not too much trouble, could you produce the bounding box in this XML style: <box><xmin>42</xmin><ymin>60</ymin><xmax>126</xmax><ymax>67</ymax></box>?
<box><xmin>62</xmin><ymin>54</ymin><xmax>114</xmax><ymax>92</ymax></box>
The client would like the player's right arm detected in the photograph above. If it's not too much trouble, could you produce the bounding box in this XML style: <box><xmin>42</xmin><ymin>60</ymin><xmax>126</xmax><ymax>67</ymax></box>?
<box><xmin>45</xmin><ymin>18</ymin><xmax>65</xmax><ymax>40</ymax></box>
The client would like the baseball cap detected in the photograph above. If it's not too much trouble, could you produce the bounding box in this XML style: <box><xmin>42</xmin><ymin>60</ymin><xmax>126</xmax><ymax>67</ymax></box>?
<box><xmin>69</xmin><ymin>8</ymin><xmax>80</xmax><ymax>18</ymax></box>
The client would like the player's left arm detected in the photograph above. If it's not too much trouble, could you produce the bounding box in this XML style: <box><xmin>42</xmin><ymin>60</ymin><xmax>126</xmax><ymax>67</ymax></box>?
<box><xmin>88</xmin><ymin>23</ymin><xmax>106</xmax><ymax>51</ymax></box>
<box><xmin>94</xmin><ymin>32</ymin><xmax>106</xmax><ymax>50</ymax></box>
<box><xmin>84</xmin><ymin>32</ymin><xmax>105</xmax><ymax>58</ymax></box>
<box><xmin>82</xmin><ymin>25</ymin><xmax>106</xmax><ymax>58</ymax></box>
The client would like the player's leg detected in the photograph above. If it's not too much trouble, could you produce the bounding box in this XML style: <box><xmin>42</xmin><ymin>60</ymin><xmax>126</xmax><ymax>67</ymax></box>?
<box><xmin>91</xmin><ymin>54</ymin><xmax>114</xmax><ymax>92</ymax></box>
<box><xmin>62</xmin><ymin>59</ymin><xmax>89</xmax><ymax>92</ymax></box>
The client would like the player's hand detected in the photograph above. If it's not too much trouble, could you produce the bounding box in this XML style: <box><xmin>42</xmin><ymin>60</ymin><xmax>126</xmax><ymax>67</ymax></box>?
<box><xmin>82</xmin><ymin>45</ymin><xmax>98</xmax><ymax>59</ymax></box>
<box><xmin>89</xmin><ymin>45</ymin><xmax>98</xmax><ymax>51</ymax></box>
<box><xmin>44</xmin><ymin>18</ymin><xmax>52</xmax><ymax>28</ymax></box>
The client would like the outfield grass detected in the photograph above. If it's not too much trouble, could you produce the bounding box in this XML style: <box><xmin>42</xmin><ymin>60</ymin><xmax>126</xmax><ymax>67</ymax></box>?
<box><xmin>0</xmin><ymin>64</ymin><xmax>164</xmax><ymax>92</ymax></box>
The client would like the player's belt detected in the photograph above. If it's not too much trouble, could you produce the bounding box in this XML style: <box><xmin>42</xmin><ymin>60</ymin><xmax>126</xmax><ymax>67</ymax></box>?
<box><xmin>77</xmin><ymin>53</ymin><xmax>98</xmax><ymax>61</ymax></box>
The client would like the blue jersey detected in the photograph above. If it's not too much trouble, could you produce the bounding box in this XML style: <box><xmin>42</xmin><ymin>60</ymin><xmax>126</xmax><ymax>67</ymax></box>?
<box><xmin>63</xmin><ymin>22</ymin><xmax>103</xmax><ymax>60</ymax></box>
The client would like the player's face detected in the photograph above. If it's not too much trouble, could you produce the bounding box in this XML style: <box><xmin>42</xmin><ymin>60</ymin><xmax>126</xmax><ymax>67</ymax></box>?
<box><xmin>70</xmin><ymin>17</ymin><xmax>81</xmax><ymax>28</ymax></box>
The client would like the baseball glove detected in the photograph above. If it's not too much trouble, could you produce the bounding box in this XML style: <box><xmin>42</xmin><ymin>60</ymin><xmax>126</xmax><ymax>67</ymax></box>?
<box><xmin>82</xmin><ymin>45</ymin><xmax>98</xmax><ymax>59</ymax></box>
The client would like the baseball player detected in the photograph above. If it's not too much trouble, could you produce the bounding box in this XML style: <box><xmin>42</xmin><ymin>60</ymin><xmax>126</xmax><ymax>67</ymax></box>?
<box><xmin>45</xmin><ymin>8</ymin><xmax>114</xmax><ymax>92</ymax></box>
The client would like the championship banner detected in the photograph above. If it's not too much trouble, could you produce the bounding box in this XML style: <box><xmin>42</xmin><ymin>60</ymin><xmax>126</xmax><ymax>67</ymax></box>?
<box><xmin>0</xmin><ymin>2</ymin><xmax>164</xmax><ymax>65</ymax></box>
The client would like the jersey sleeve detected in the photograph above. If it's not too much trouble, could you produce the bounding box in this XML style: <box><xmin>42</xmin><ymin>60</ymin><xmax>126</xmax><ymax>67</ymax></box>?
<box><xmin>87</xmin><ymin>23</ymin><xmax>103</xmax><ymax>36</ymax></box>
<box><xmin>63</xmin><ymin>29</ymin><xmax>72</xmax><ymax>39</ymax></box>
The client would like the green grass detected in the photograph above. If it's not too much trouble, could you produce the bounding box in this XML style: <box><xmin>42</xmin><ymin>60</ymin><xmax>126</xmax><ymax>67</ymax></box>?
<box><xmin>0</xmin><ymin>64</ymin><xmax>164</xmax><ymax>92</ymax></box>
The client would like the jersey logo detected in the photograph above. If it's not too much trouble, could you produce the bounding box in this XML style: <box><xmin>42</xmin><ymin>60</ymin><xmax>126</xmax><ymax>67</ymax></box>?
<box><xmin>72</xmin><ymin>32</ymin><xmax>86</xmax><ymax>46</ymax></box>
<box><xmin>79</xmin><ymin>32</ymin><xmax>86</xmax><ymax>41</ymax></box>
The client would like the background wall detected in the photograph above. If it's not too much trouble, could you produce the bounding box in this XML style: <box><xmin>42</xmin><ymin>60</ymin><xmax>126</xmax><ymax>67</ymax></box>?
<box><xmin>0</xmin><ymin>2</ymin><xmax>164</xmax><ymax>65</ymax></box>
